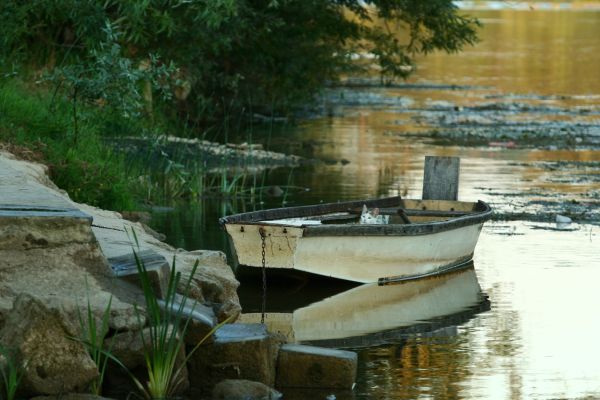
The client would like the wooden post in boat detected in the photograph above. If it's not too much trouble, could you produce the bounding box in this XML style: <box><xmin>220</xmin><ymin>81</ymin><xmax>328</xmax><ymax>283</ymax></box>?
<box><xmin>422</xmin><ymin>156</ymin><xmax>460</xmax><ymax>201</ymax></box>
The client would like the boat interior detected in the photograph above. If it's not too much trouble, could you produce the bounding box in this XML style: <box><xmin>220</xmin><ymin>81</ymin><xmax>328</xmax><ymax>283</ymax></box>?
<box><xmin>261</xmin><ymin>199</ymin><xmax>489</xmax><ymax>226</ymax></box>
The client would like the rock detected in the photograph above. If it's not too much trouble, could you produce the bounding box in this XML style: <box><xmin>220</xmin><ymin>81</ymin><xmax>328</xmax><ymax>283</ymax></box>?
<box><xmin>83</xmin><ymin>204</ymin><xmax>241</xmax><ymax>323</ymax></box>
<box><xmin>0</xmin><ymin>212</ymin><xmax>95</xmax><ymax>250</ymax></box>
<box><xmin>120</xmin><ymin>211</ymin><xmax>151</xmax><ymax>224</ymax></box>
<box><xmin>108</xmin><ymin>249</ymin><xmax>171</xmax><ymax>299</ymax></box>
<box><xmin>157</xmin><ymin>296</ymin><xmax>217</xmax><ymax>345</ymax></box>
<box><xmin>556</xmin><ymin>214</ymin><xmax>572</xmax><ymax>224</ymax></box>
<box><xmin>140</xmin><ymin>222</ymin><xmax>167</xmax><ymax>241</ymax></box>
<box><xmin>31</xmin><ymin>395</ymin><xmax>115</xmax><ymax>400</ymax></box>
<box><xmin>173</xmin><ymin>250</ymin><xmax>241</xmax><ymax>322</ymax></box>
<box><xmin>212</xmin><ymin>379</ymin><xmax>282</xmax><ymax>400</ymax></box>
<box><xmin>0</xmin><ymin>150</ymin><xmax>240</xmax><ymax>397</ymax></box>
<box><xmin>276</xmin><ymin>344</ymin><xmax>357</xmax><ymax>389</ymax></box>
<box><xmin>109</xmin><ymin>329</ymin><xmax>147</xmax><ymax>370</ymax></box>
<box><xmin>0</xmin><ymin>240</ymin><xmax>144</xmax><ymax>333</ymax></box>
<box><xmin>0</xmin><ymin>294</ymin><xmax>98</xmax><ymax>395</ymax></box>
<box><xmin>188</xmin><ymin>323</ymin><xmax>284</xmax><ymax>395</ymax></box>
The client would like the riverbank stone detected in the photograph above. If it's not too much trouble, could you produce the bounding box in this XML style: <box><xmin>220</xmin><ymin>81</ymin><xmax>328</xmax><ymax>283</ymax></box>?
<box><xmin>188</xmin><ymin>323</ymin><xmax>284</xmax><ymax>395</ymax></box>
<box><xmin>212</xmin><ymin>379</ymin><xmax>282</xmax><ymax>400</ymax></box>
<box><xmin>86</xmin><ymin>204</ymin><xmax>241</xmax><ymax>322</ymax></box>
<box><xmin>31</xmin><ymin>395</ymin><xmax>115</xmax><ymax>400</ymax></box>
<box><xmin>0</xmin><ymin>149</ymin><xmax>243</xmax><ymax>396</ymax></box>
<box><xmin>0</xmin><ymin>294</ymin><xmax>98</xmax><ymax>395</ymax></box>
<box><xmin>107</xmin><ymin>249</ymin><xmax>170</xmax><ymax>299</ymax></box>
<box><xmin>159</xmin><ymin>296</ymin><xmax>217</xmax><ymax>345</ymax></box>
<box><xmin>276</xmin><ymin>344</ymin><xmax>357</xmax><ymax>389</ymax></box>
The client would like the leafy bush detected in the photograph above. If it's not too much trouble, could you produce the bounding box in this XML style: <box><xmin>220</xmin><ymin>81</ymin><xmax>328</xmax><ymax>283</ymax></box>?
<box><xmin>0</xmin><ymin>80</ymin><xmax>137</xmax><ymax>210</ymax></box>
<box><xmin>0</xmin><ymin>0</ymin><xmax>479</xmax><ymax>124</ymax></box>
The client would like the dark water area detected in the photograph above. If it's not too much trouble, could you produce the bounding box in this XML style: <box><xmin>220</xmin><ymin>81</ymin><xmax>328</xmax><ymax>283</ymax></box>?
<box><xmin>150</xmin><ymin>7</ymin><xmax>600</xmax><ymax>400</ymax></box>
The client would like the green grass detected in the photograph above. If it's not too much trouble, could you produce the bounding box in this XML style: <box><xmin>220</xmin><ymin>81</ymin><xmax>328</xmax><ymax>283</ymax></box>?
<box><xmin>75</xmin><ymin>281</ymin><xmax>113</xmax><ymax>396</ymax></box>
<box><xmin>0</xmin><ymin>77</ymin><xmax>283</xmax><ymax>209</ymax></box>
<box><xmin>0</xmin><ymin>79</ymin><xmax>138</xmax><ymax>210</ymax></box>
<box><xmin>0</xmin><ymin>345</ymin><xmax>24</xmax><ymax>400</ymax></box>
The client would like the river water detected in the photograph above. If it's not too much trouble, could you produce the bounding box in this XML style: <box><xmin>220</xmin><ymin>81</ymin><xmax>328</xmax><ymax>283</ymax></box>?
<box><xmin>150</xmin><ymin>6</ymin><xmax>600</xmax><ymax>400</ymax></box>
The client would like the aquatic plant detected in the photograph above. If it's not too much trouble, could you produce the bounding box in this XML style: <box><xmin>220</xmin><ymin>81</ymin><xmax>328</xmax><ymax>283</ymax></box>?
<box><xmin>133</xmin><ymin>251</ymin><xmax>229</xmax><ymax>399</ymax></box>
<box><xmin>0</xmin><ymin>345</ymin><xmax>25</xmax><ymax>400</ymax></box>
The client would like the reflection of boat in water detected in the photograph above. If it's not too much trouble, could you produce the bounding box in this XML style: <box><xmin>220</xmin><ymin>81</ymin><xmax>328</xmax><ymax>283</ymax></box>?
<box><xmin>220</xmin><ymin>196</ymin><xmax>492</xmax><ymax>283</ymax></box>
<box><xmin>240</xmin><ymin>265</ymin><xmax>490</xmax><ymax>348</ymax></box>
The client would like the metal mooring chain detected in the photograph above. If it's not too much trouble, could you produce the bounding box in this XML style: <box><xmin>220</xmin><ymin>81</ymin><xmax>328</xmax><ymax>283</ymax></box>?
<box><xmin>259</xmin><ymin>227</ymin><xmax>267</xmax><ymax>324</ymax></box>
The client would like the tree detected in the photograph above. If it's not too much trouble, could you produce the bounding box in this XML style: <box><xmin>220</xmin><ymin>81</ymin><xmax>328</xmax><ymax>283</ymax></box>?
<box><xmin>0</xmin><ymin>0</ymin><xmax>479</xmax><ymax>124</ymax></box>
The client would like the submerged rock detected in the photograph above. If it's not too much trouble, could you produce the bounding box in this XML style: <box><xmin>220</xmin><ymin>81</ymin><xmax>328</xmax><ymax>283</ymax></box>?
<box><xmin>31</xmin><ymin>395</ymin><xmax>115</xmax><ymax>400</ymax></box>
<box><xmin>212</xmin><ymin>379</ymin><xmax>282</xmax><ymax>400</ymax></box>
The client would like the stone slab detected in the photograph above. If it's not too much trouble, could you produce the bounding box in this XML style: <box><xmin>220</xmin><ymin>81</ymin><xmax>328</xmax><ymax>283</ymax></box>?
<box><xmin>158</xmin><ymin>294</ymin><xmax>217</xmax><ymax>345</ymax></box>
<box><xmin>214</xmin><ymin>322</ymin><xmax>269</xmax><ymax>341</ymax></box>
<box><xmin>107</xmin><ymin>249</ymin><xmax>170</xmax><ymax>299</ymax></box>
<box><xmin>0</xmin><ymin>155</ymin><xmax>82</xmax><ymax>213</ymax></box>
<box><xmin>276</xmin><ymin>344</ymin><xmax>357</xmax><ymax>389</ymax></box>
<box><xmin>188</xmin><ymin>323</ymin><xmax>282</xmax><ymax>394</ymax></box>
<box><xmin>0</xmin><ymin>155</ymin><xmax>95</xmax><ymax>250</ymax></box>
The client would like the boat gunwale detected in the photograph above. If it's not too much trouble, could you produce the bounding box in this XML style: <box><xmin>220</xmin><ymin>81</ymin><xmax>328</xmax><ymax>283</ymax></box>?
<box><xmin>219</xmin><ymin>196</ymin><xmax>492</xmax><ymax>237</ymax></box>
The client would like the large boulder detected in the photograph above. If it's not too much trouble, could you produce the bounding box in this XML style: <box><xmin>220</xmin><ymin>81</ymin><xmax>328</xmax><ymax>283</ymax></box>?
<box><xmin>0</xmin><ymin>294</ymin><xmax>98</xmax><ymax>395</ymax></box>
<box><xmin>173</xmin><ymin>249</ymin><xmax>241</xmax><ymax>322</ymax></box>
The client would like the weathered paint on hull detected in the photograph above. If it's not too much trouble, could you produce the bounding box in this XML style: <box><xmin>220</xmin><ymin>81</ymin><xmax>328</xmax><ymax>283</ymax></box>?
<box><xmin>225</xmin><ymin>222</ymin><xmax>484</xmax><ymax>283</ymax></box>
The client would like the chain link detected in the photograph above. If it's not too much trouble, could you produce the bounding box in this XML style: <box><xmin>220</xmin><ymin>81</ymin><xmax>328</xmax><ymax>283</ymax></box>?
<box><xmin>259</xmin><ymin>227</ymin><xmax>267</xmax><ymax>324</ymax></box>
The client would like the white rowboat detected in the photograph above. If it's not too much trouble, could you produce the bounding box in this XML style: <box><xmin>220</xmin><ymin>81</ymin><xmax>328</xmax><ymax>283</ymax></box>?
<box><xmin>220</xmin><ymin>196</ymin><xmax>492</xmax><ymax>284</ymax></box>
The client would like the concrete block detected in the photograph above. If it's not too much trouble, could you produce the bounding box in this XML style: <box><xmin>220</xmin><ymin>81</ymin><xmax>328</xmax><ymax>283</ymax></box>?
<box><xmin>188</xmin><ymin>323</ymin><xmax>283</xmax><ymax>394</ymax></box>
<box><xmin>108</xmin><ymin>250</ymin><xmax>170</xmax><ymax>298</ymax></box>
<box><xmin>158</xmin><ymin>294</ymin><xmax>217</xmax><ymax>345</ymax></box>
<box><xmin>276</xmin><ymin>344</ymin><xmax>357</xmax><ymax>389</ymax></box>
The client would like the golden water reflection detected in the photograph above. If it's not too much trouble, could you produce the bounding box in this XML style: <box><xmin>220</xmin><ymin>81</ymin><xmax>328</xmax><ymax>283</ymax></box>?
<box><xmin>154</xmin><ymin>8</ymin><xmax>600</xmax><ymax>400</ymax></box>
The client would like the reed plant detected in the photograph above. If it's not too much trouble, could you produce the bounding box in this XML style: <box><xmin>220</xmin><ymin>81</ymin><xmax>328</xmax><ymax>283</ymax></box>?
<box><xmin>133</xmin><ymin>251</ymin><xmax>229</xmax><ymax>400</ymax></box>
<box><xmin>75</xmin><ymin>282</ymin><xmax>113</xmax><ymax>396</ymax></box>
<box><xmin>0</xmin><ymin>346</ymin><xmax>24</xmax><ymax>400</ymax></box>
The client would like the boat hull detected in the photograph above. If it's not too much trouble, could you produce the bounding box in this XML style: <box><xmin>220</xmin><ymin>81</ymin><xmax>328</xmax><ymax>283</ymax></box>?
<box><xmin>221</xmin><ymin>197</ymin><xmax>491</xmax><ymax>283</ymax></box>
<box><xmin>225</xmin><ymin>222</ymin><xmax>483</xmax><ymax>283</ymax></box>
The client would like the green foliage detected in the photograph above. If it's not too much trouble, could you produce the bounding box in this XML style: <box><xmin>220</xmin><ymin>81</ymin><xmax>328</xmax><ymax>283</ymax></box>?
<box><xmin>0</xmin><ymin>0</ymin><xmax>480</xmax><ymax>207</ymax></box>
<box><xmin>75</xmin><ymin>284</ymin><xmax>113</xmax><ymax>396</ymax></box>
<box><xmin>0</xmin><ymin>346</ymin><xmax>24</xmax><ymax>400</ymax></box>
<box><xmin>132</xmin><ymin>250</ymin><xmax>229</xmax><ymax>399</ymax></box>
<box><xmin>0</xmin><ymin>80</ymin><xmax>136</xmax><ymax>210</ymax></box>
<box><xmin>0</xmin><ymin>0</ymin><xmax>480</xmax><ymax>124</ymax></box>
<box><xmin>45</xmin><ymin>21</ymin><xmax>178</xmax><ymax>122</ymax></box>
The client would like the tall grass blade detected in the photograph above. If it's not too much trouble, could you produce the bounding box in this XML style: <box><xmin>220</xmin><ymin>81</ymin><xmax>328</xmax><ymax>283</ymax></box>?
<box><xmin>133</xmin><ymin>250</ymin><xmax>227</xmax><ymax>400</ymax></box>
